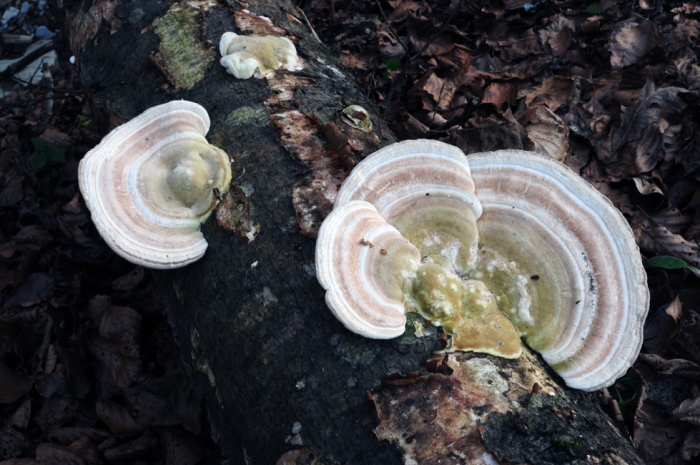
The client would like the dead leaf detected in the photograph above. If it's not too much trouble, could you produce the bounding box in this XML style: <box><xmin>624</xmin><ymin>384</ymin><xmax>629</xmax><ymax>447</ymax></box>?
<box><xmin>35</xmin><ymin>437</ymin><xmax>100</xmax><ymax>465</ymax></box>
<box><xmin>677</xmin><ymin>310</ymin><xmax>700</xmax><ymax>363</ymax></box>
<box><xmin>684</xmin><ymin>64</ymin><xmax>700</xmax><ymax>91</ymax></box>
<box><xmin>419</xmin><ymin>72</ymin><xmax>445</xmax><ymax>103</ymax></box>
<box><xmin>650</xmin><ymin>208</ymin><xmax>691</xmax><ymax>235</ymax></box>
<box><xmin>609</xmin><ymin>22</ymin><xmax>665</xmax><ymax>69</ymax></box>
<box><xmin>0</xmin><ymin>458</ymin><xmax>37</xmax><ymax>465</ymax></box>
<box><xmin>88</xmin><ymin>334</ymin><xmax>141</xmax><ymax>388</ymax></box>
<box><xmin>275</xmin><ymin>448</ymin><xmax>326</xmax><ymax>465</ymax></box>
<box><xmin>611</xmin><ymin>79</ymin><xmax>686</xmax><ymax>157</ymax></box>
<box><xmin>271</xmin><ymin>110</ymin><xmax>346</xmax><ymax>237</ymax></box>
<box><xmin>644</xmin><ymin>298</ymin><xmax>681</xmax><ymax>354</ymax></box>
<box><xmin>0</xmin><ymin>173</ymin><xmax>24</xmax><ymax>208</ymax></box>
<box><xmin>636</xmin><ymin>353</ymin><xmax>700</xmax><ymax>379</ymax></box>
<box><xmin>2</xmin><ymin>273</ymin><xmax>54</xmax><ymax>309</ymax></box>
<box><xmin>96</xmin><ymin>397</ymin><xmax>144</xmax><ymax>435</ymax></box>
<box><xmin>680</xmin><ymin>428</ymin><xmax>700</xmax><ymax>460</ymax></box>
<box><xmin>377</xmin><ymin>30</ymin><xmax>406</xmax><ymax>59</ymax></box>
<box><xmin>674</xmin><ymin>396</ymin><xmax>700</xmax><ymax>425</ymax></box>
<box><xmin>87</xmin><ymin>296</ymin><xmax>142</xmax><ymax>338</ymax></box>
<box><xmin>408</xmin><ymin>34</ymin><xmax>453</xmax><ymax>57</ymax></box>
<box><xmin>53</xmin><ymin>345</ymin><xmax>91</xmax><ymax>399</ymax></box>
<box><xmin>632</xmin><ymin>176</ymin><xmax>664</xmax><ymax>195</ymax></box>
<box><xmin>518</xmin><ymin>104</ymin><xmax>570</xmax><ymax>160</ymax></box>
<box><xmin>496</xmin><ymin>29</ymin><xmax>543</xmax><ymax>62</ymax></box>
<box><xmin>161</xmin><ymin>426</ymin><xmax>210</xmax><ymax>465</ymax></box>
<box><xmin>339</xmin><ymin>51</ymin><xmax>376</xmax><ymax>70</ymax></box>
<box><xmin>111</xmin><ymin>267</ymin><xmax>146</xmax><ymax>291</ymax></box>
<box><xmin>667</xmin><ymin>295</ymin><xmax>683</xmax><ymax>320</ymax></box>
<box><xmin>634</xmin><ymin>401</ymin><xmax>685</xmax><ymax>462</ymax></box>
<box><xmin>482</xmin><ymin>82</ymin><xmax>517</xmax><ymax>107</ymax></box>
<box><xmin>122</xmin><ymin>387</ymin><xmax>181</xmax><ymax>427</ymax></box>
<box><xmin>524</xmin><ymin>76</ymin><xmax>575</xmax><ymax>111</ymax></box>
<box><xmin>538</xmin><ymin>15</ymin><xmax>577</xmax><ymax>58</ymax></box>
<box><xmin>667</xmin><ymin>19</ymin><xmax>700</xmax><ymax>54</ymax></box>
<box><xmin>5</xmin><ymin>397</ymin><xmax>31</xmax><ymax>430</ymax></box>
<box><xmin>36</xmin><ymin>398</ymin><xmax>80</xmax><ymax>433</ymax></box>
<box><xmin>46</xmin><ymin>427</ymin><xmax>111</xmax><ymax>445</ymax></box>
<box><xmin>0</xmin><ymin>430</ymin><xmax>28</xmax><ymax>460</ymax></box>
<box><xmin>0</xmin><ymin>226</ymin><xmax>53</xmax><ymax>258</ymax></box>
<box><xmin>449</xmin><ymin>112</ymin><xmax>525</xmax><ymax>154</ymax></box>
<box><xmin>633</xmin><ymin>210</ymin><xmax>700</xmax><ymax>266</ymax></box>
<box><xmin>66</xmin><ymin>0</ymin><xmax>120</xmax><ymax>64</ymax></box>
<box><xmin>39</xmin><ymin>128</ymin><xmax>71</xmax><ymax>153</ymax></box>
<box><xmin>103</xmin><ymin>430</ymin><xmax>157</xmax><ymax>461</ymax></box>
<box><xmin>630</xmin><ymin>122</ymin><xmax>663</xmax><ymax>173</ymax></box>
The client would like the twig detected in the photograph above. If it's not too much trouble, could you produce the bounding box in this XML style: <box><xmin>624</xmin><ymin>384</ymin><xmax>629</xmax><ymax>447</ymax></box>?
<box><xmin>374</xmin><ymin>0</ymin><xmax>410</xmax><ymax>59</ymax></box>
<box><xmin>41</xmin><ymin>61</ymin><xmax>54</xmax><ymax>116</ymax></box>
<box><xmin>9</xmin><ymin>76</ymin><xmax>83</xmax><ymax>93</ymax></box>
<box><xmin>0</xmin><ymin>42</ymin><xmax>54</xmax><ymax>81</ymax></box>
<box><xmin>297</xmin><ymin>7</ymin><xmax>321</xmax><ymax>43</ymax></box>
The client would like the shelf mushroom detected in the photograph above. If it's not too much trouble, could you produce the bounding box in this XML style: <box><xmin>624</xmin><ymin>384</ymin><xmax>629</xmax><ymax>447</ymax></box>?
<box><xmin>468</xmin><ymin>150</ymin><xmax>648</xmax><ymax>390</ymax></box>
<box><xmin>335</xmin><ymin>140</ymin><xmax>482</xmax><ymax>273</ymax></box>
<box><xmin>78</xmin><ymin>101</ymin><xmax>232</xmax><ymax>269</ymax></box>
<box><xmin>316</xmin><ymin>200</ymin><xmax>523</xmax><ymax>358</ymax></box>
<box><xmin>316</xmin><ymin>139</ymin><xmax>649</xmax><ymax>391</ymax></box>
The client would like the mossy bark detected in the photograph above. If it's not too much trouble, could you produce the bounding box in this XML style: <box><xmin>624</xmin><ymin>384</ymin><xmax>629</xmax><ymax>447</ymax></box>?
<box><xmin>59</xmin><ymin>0</ymin><xmax>645</xmax><ymax>463</ymax></box>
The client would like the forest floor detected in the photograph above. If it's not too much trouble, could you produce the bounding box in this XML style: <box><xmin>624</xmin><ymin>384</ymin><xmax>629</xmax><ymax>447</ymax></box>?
<box><xmin>2</xmin><ymin>0</ymin><xmax>700</xmax><ymax>464</ymax></box>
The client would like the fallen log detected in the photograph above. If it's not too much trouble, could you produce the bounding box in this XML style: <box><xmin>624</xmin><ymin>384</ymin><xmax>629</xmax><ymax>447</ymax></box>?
<box><xmin>58</xmin><ymin>0</ymin><xmax>646</xmax><ymax>463</ymax></box>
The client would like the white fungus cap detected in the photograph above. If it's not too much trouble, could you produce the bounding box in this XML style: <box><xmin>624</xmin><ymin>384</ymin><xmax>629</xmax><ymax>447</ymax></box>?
<box><xmin>219</xmin><ymin>32</ymin><xmax>300</xmax><ymax>79</ymax></box>
<box><xmin>78</xmin><ymin>101</ymin><xmax>232</xmax><ymax>269</ymax></box>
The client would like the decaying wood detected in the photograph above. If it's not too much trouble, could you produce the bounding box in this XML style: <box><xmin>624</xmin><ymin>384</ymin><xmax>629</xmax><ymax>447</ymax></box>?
<box><xmin>59</xmin><ymin>0</ymin><xmax>645</xmax><ymax>463</ymax></box>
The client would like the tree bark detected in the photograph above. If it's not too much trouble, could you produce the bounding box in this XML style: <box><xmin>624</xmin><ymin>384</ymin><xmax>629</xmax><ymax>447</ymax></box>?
<box><xmin>59</xmin><ymin>0</ymin><xmax>646</xmax><ymax>463</ymax></box>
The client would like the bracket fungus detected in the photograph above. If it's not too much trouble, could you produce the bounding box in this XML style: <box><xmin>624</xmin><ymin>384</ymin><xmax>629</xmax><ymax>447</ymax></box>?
<box><xmin>219</xmin><ymin>32</ymin><xmax>300</xmax><ymax>79</ymax></box>
<box><xmin>316</xmin><ymin>140</ymin><xmax>649</xmax><ymax>391</ymax></box>
<box><xmin>78</xmin><ymin>101</ymin><xmax>232</xmax><ymax>269</ymax></box>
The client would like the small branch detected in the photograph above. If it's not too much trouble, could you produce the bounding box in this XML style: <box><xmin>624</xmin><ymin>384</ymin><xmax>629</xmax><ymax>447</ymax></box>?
<box><xmin>296</xmin><ymin>7</ymin><xmax>321</xmax><ymax>44</ymax></box>
<box><xmin>0</xmin><ymin>42</ymin><xmax>55</xmax><ymax>81</ymax></box>
<box><xmin>9</xmin><ymin>76</ymin><xmax>84</xmax><ymax>93</ymax></box>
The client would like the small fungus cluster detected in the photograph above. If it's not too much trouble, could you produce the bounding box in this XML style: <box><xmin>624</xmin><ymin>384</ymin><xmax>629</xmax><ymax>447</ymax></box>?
<box><xmin>316</xmin><ymin>140</ymin><xmax>649</xmax><ymax>391</ymax></box>
<box><xmin>219</xmin><ymin>32</ymin><xmax>300</xmax><ymax>79</ymax></box>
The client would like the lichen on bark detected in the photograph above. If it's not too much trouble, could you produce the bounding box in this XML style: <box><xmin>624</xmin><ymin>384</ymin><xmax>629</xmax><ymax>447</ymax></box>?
<box><xmin>154</xmin><ymin>6</ymin><xmax>214</xmax><ymax>90</ymax></box>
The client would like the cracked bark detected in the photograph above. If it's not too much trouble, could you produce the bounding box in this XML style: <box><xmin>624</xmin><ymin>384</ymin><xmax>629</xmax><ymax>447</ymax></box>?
<box><xmin>58</xmin><ymin>0</ymin><xmax>645</xmax><ymax>463</ymax></box>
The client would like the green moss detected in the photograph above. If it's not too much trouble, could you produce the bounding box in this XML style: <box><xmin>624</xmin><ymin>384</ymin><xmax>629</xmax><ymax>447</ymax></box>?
<box><xmin>226</xmin><ymin>106</ymin><xmax>271</xmax><ymax>127</ymax></box>
<box><xmin>154</xmin><ymin>7</ymin><xmax>214</xmax><ymax>90</ymax></box>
